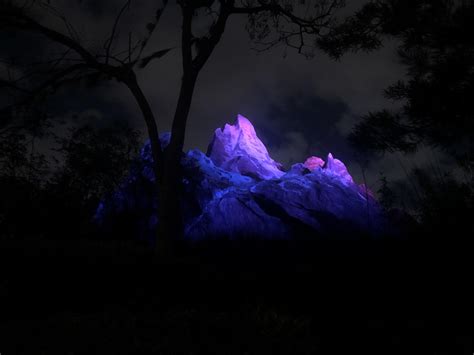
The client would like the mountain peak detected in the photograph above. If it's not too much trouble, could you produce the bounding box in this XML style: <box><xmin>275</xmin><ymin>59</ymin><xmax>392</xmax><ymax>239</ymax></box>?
<box><xmin>207</xmin><ymin>114</ymin><xmax>284</xmax><ymax>180</ymax></box>
<box><xmin>325</xmin><ymin>152</ymin><xmax>354</xmax><ymax>184</ymax></box>
<box><xmin>97</xmin><ymin>114</ymin><xmax>389</xmax><ymax>240</ymax></box>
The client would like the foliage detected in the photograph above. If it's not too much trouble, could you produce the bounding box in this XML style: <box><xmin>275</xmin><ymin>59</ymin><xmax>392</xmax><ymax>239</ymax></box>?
<box><xmin>53</xmin><ymin>122</ymin><xmax>140</xmax><ymax>202</ymax></box>
<box><xmin>377</xmin><ymin>173</ymin><xmax>396</xmax><ymax>210</ymax></box>
<box><xmin>412</xmin><ymin>168</ymin><xmax>473</xmax><ymax>236</ymax></box>
<box><xmin>349</xmin><ymin>0</ymin><xmax>474</xmax><ymax>168</ymax></box>
<box><xmin>0</xmin><ymin>116</ymin><xmax>140</xmax><ymax>239</ymax></box>
<box><xmin>337</xmin><ymin>0</ymin><xmax>474</xmax><ymax>237</ymax></box>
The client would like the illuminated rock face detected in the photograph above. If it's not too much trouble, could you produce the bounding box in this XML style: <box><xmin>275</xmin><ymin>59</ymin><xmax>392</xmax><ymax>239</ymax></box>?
<box><xmin>304</xmin><ymin>156</ymin><xmax>325</xmax><ymax>171</ymax></box>
<box><xmin>325</xmin><ymin>153</ymin><xmax>354</xmax><ymax>184</ymax></box>
<box><xmin>96</xmin><ymin>115</ymin><xmax>389</xmax><ymax>240</ymax></box>
<box><xmin>207</xmin><ymin>114</ymin><xmax>284</xmax><ymax>180</ymax></box>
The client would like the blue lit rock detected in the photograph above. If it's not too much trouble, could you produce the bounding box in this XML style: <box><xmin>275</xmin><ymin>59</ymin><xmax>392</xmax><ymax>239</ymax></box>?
<box><xmin>96</xmin><ymin>115</ymin><xmax>389</xmax><ymax>240</ymax></box>
<box><xmin>250</xmin><ymin>169</ymin><xmax>385</xmax><ymax>236</ymax></box>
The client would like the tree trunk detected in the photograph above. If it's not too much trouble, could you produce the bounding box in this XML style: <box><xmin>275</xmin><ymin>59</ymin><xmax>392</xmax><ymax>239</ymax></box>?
<box><xmin>124</xmin><ymin>73</ymin><xmax>177</xmax><ymax>257</ymax></box>
<box><xmin>125</xmin><ymin>68</ymin><xmax>199</xmax><ymax>257</ymax></box>
<box><xmin>154</xmin><ymin>1</ymin><xmax>225</xmax><ymax>253</ymax></box>
<box><xmin>157</xmin><ymin>70</ymin><xmax>199</xmax><ymax>252</ymax></box>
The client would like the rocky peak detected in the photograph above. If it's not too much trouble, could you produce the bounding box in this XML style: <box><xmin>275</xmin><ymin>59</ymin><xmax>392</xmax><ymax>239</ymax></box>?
<box><xmin>303</xmin><ymin>156</ymin><xmax>325</xmax><ymax>171</ymax></box>
<box><xmin>96</xmin><ymin>115</ymin><xmax>389</xmax><ymax>241</ymax></box>
<box><xmin>325</xmin><ymin>153</ymin><xmax>354</xmax><ymax>184</ymax></box>
<box><xmin>207</xmin><ymin>114</ymin><xmax>284</xmax><ymax>180</ymax></box>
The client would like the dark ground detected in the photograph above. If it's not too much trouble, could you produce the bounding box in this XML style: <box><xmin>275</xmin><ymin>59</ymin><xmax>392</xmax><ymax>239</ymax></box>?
<box><xmin>0</xmin><ymin>236</ymin><xmax>472</xmax><ymax>354</ymax></box>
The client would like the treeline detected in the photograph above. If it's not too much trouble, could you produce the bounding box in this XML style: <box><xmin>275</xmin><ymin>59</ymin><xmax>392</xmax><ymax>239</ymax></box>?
<box><xmin>353</xmin><ymin>0</ymin><xmax>474</xmax><ymax>239</ymax></box>
<box><xmin>0</xmin><ymin>113</ymin><xmax>140</xmax><ymax>240</ymax></box>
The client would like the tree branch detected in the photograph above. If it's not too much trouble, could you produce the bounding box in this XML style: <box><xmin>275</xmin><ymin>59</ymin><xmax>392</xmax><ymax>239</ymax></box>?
<box><xmin>104</xmin><ymin>0</ymin><xmax>132</xmax><ymax>64</ymax></box>
<box><xmin>1</xmin><ymin>11</ymin><xmax>98</xmax><ymax>67</ymax></box>
<box><xmin>192</xmin><ymin>0</ymin><xmax>231</xmax><ymax>71</ymax></box>
<box><xmin>181</xmin><ymin>5</ymin><xmax>194</xmax><ymax>72</ymax></box>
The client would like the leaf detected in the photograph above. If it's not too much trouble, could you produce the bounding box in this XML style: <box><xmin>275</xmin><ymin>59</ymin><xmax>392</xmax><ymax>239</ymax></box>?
<box><xmin>139</xmin><ymin>48</ymin><xmax>173</xmax><ymax>68</ymax></box>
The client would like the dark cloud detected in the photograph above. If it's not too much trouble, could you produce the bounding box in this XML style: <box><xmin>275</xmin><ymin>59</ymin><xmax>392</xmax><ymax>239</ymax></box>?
<box><xmin>256</xmin><ymin>95</ymin><xmax>350</xmax><ymax>167</ymax></box>
<box><xmin>5</xmin><ymin>0</ymin><xmax>430</xmax><ymax>191</ymax></box>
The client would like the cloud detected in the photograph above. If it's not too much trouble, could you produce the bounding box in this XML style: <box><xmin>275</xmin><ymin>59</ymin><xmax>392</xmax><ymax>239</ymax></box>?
<box><xmin>271</xmin><ymin>131</ymin><xmax>310</xmax><ymax>168</ymax></box>
<box><xmin>6</xmin><ymin>0</ymin><xmax>416</xmax><ymax>189</ymax></box>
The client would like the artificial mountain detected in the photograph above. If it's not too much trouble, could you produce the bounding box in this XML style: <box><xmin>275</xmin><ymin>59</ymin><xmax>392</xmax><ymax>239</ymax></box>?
<box><xmin>96</xmin><ymin>115</ymin><xmax>389</xmax><ymax>240</ymax></box>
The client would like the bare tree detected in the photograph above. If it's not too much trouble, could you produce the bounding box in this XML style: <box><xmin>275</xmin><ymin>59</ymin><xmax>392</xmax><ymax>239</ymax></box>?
<box><xmin>0</xmin><ymin>0</ymin><xmax>381</xmax><ymax>255</ymax></box>
<box><xmin>0</xmin><ymin>0</ymin><xmax>173</xmax><ymax>249</ymax></box>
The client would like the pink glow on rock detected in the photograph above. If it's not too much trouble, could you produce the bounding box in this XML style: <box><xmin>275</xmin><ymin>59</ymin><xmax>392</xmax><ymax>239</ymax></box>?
<box><xmin>207</xmin><ymin>114</ymin><xmax>284</xmax><ymax>180</ymax></box>
<box><xmin>325</xmin><ymin>153</ymin><xmax>354</xmax><ymax>184</ymax></box>
<box><xmin>304</xmin><ymin>156</ymin><xmax>325</xmax><ymax>171</ymax></box>
<box><xmin>207</xmin><ymin>115</ymin><xmax>357</xmax><ymax>184</ymax></box>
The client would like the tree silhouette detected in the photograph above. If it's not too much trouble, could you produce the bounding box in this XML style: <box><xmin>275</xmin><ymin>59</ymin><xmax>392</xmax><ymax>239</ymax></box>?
<box><xmin>0</xmin><ymin>113</ymin><xmax>140</xmax><ymax>239</ymax></box>
<box><xmin>346</xmin><ymin>0</ymin><xmax>474</xmax><ymax>237</ymax></box>
<box><xmin>348</xmin><ymin>0</ymin><xmax>473</xmax><ymax>168</ymax></box>
<box><xmin>53</xmin><ymin>122</ymin><xmax>140</xmax><ymax>202</ymax></box>
<box><xmin>1</xmin><ymin>0</ymin><xmax>382</xmax><ymax>254</ymax></box>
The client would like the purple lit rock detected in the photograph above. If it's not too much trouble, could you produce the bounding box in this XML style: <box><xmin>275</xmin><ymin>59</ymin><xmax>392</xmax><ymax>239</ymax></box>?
<box><xmin>287</xmin><ymin>163</ymin><xmax>310</xmax><ymax>176</ymax></box>
<box><xmin>207</xmin><ymin>114</ymin><xmax>284</xmax><ymax>180</ymax></box>
<box><xmin>304</xmin><ymin>156</ymin><xmax>325</xmax><ymax>171</ymax></box>
<box><xmin>304</xmin><ymin>154</ymin><xmax>355</xmax><ymax>184</ymax></box>
<box><xmin>250</xmin><ymin>169</ymin><xmax>385</xmax><ymax>235</ymax></box>
<box><xmin>96</xmin><ymin>116</ymin><xmax>391</xmax><ymax>240</ymax></box>
<box><xmin>325</xmin><ymin>153</ymin><xmax>354</xmax><ymax>184</ymax></box>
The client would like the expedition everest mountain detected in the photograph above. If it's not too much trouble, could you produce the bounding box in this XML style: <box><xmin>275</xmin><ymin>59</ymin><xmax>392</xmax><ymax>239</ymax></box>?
<box><xmin>96</xmin><ymin>115</ymin><xmax>390</xmax><ymax>240</ymax></box>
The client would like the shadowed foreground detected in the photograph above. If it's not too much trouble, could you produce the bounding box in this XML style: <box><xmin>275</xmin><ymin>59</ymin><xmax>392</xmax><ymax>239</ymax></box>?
<box><xmin>0</xmin><ymin>237</ymin><xmax>471</xmax><ymax>354</ymax></box>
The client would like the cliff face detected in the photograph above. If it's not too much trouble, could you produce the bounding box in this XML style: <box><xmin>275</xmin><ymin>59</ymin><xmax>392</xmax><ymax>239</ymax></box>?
<box><xmin>96</xmin><ymin>115</ymin><xmax>388</xmax><ymax>240</ymax></box>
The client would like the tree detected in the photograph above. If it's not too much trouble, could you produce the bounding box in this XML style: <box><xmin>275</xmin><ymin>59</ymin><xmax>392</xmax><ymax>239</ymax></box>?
<box><xmin>348</xmin><ymin>0</ymin><xmax>474</xmax><ymax>169</ymax></box>
<box><xmin>0</xmin><ymin>0</ymin><xmax>171</xmax><ymax>246</ymax></box>
<box><xmin>0</xmin><ymin>116</ymin><xmax>51</xmax><ymax>238</ymax></box>
<box><xmin>53</xmin><ymin>121</ymin><xmax>140</xmax><ymax>203</ymax></box>
<box><xmin>1</xmin><ymin>0</ymin><xmax>381</xmax><ymax>254</ymax></box>
<box><xmin>47</xmin><ymin>120</ymin><xmax>141</xmax><ymax>238</ymax></box>
<box><xmin>346</xmin><ymin>0</ymin><xmax>474</xmax><ymax>236</ymax></box>
<box><xmin>0</xmin><ymin>112</ymin><xmax>140</xmax><ymax>239</ymax></box>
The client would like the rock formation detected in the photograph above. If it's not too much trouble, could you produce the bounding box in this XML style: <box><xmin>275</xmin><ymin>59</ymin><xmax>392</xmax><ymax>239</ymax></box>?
<box><xmin>96</xmin><ymin>115</ymin><xmax>389</xmax><ymax>240</ymax></box>
<box><xmin>325</xmin><ymin>153</ymin><xmax>354</xmax><ymax>184</ymax></box>
<box><xmin>303</xmin><ymin>156</ymin><xmax>325</xmax><ymax>171</ymax></box>
<box><xmin>207</xmin><ymin>114</ymin><xmax>284</xmax><ymax>180</ymax></box>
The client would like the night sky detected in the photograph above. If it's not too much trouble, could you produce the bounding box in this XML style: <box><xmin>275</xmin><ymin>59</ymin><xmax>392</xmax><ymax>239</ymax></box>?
<box><xmin>4</xmin><ymin>0</ymin><xmax>452</xmax><ymax>193</ymax></box>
